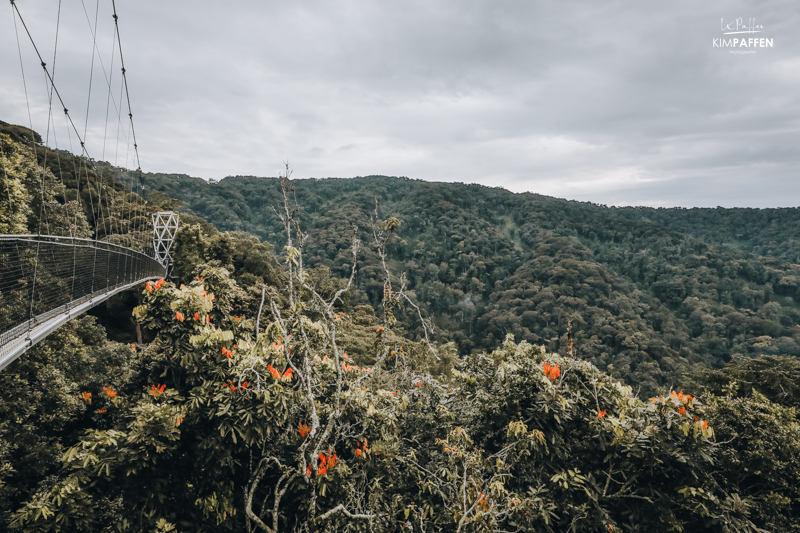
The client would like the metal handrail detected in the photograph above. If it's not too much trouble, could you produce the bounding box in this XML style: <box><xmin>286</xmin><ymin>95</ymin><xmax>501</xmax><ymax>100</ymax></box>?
<box><xmin>0</xmin><ymin>236</ymin><xmax>166</xmax><ymax>370</ymax></box>
<box><xmin>0</xmin><ymin>234</ymin><xmax>158</xmax><ymax>257</ymax></box>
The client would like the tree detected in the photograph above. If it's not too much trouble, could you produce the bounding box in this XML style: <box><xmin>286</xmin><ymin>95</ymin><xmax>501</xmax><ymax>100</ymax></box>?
<box><xmin>0</xmin><ymin>133</ymin><xmax>32</xmax><ymax>234</ymax></box>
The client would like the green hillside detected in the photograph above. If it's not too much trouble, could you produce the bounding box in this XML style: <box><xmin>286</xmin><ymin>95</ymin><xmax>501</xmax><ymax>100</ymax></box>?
<box><xmin>128</xmin><ymin>171</ymin><xmax>800</xmax><ymax>395</ymax></box>
<box><xmin>612</xmin><ymin>205</ymin><xmax>800</xmax><ymax>264</ymax></box>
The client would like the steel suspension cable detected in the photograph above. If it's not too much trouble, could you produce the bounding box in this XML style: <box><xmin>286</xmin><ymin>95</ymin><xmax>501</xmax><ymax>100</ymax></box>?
<box><xmin>112</xmin><ymin>0</ymin><xmax>141</xmax><ymax>171</ymax></box>
<box><xmin>10</xmin><ymin>1</ymin><xmax>93</xmax><ymax>162</ymax></box>
<box><xmin>82</xmin><ymin>0</ymin><xmax>119</xmax><ymax>244</ymax></box>
<box><xmin>101</xmin><ymin>13</ymin><xmax>117</xmax><ymax>163</ymax></box>
<box><xmin>79</xmin><ymin>0</ymin><xmax>132</xmax><ymax>153</ymax></box>
<box><xmin>64</xmin><ymin>113</ymin><xmax>99</xmax><ymax>236</ymax></box>
<box><xmin>42</xmin><ymin>0</ymin><xmax>73</xmax><ymax>238</ymax></box>
<box><xmin>12</xmin><ymin>1</ymin><xmax>43</xmax><ymax>333</ymax></box>
<box><xmin>81</xmin><ymin>0</ymin><xmax>100</xmax><ymax>146</ymax></box>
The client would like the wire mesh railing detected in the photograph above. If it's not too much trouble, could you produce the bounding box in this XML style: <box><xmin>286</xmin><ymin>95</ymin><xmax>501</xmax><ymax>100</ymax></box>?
<box><xmin>0</xmin><ymin>235</ymin><xmax>165</xmax><ymax>369</ymax></box>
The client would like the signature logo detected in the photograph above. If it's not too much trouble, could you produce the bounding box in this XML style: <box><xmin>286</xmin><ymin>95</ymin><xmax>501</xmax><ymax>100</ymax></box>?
<box><xmin>713</xmin><ymin>18</ymin><xmax>773</xmax><ymax>51</ymax></box>
<box><xmin>720</xmin><ymin>18</ymin><xmax>763</xmax><ymax>35</ymax></box>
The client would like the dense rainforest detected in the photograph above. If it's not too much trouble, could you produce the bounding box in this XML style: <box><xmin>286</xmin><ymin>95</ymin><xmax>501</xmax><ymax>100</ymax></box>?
<box><xmin>2</xmin><ymin>121</ymin><xmax>800</xmax><ymax>532</ymax></box>
<box><xmin>116</xmin><ymin>169</ymin><xmax>800</xmax><ymax>397</ymax></box>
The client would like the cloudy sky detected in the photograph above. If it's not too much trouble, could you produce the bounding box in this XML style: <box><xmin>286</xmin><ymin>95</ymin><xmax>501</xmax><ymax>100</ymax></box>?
<box><xmin>2</xmin><ymin>0</ymin><xmax>798</xmax><ymax>207</ymax></box>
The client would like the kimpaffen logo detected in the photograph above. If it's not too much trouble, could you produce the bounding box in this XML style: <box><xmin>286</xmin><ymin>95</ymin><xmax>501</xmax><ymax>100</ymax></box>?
<box><xmin>714</xmin><ymin>18</ymin><xmax>773</xmax><ymax>54</ymax></box>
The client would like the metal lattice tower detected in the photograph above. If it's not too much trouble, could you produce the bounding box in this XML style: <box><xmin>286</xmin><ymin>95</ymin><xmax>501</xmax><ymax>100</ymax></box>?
<box><xmin>152</xmin><ymin>211</ymin><xmax>179</xmax><ymax>267</ymax></box>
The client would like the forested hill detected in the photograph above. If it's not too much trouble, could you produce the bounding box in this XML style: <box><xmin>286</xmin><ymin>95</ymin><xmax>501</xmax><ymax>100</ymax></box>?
<box><xmin>612</xmin><ymin>205</ymin><xmax>800</xmax><ymax>264</ymax></box>
<box><xmin>128</xmin><ymin>171</ymin><xmax>800</xmax><ymax>394</ymax></box>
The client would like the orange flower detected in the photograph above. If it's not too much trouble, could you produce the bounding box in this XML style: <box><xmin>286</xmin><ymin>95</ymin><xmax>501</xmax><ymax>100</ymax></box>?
<box><xmin>315</xmin><ymin>451</ymin><xmax>337</xmax><ymax>475</ymax></box>
<box><xmin>146</xmin><ymin>281</ymin><xmax>153</xmax><ymax>293</ymax></box>
<box><xmin>306</xmin><ymin>466</ymin><xmax>312</xmax><ymax>476</ymax></box>
<box><xmin>196</xmin><ymin>276</ymin><xmax>202</xmax><ymax>282</ymax></box>
<box><xmin>222</xmin><ymin>347</ymin><xmax>233</xmax><ymax>358</ymax></box>
<box><xmin>241</xmin><ymin>381</ymin><xmax>248</xmax><ymax>389</ymax></box>
<box><xmin>103</xmin><ymin>386</ymin><xmax>117</xmax><ymax>399</ymax></box>
<box><xmin>131</xmin><ymin>343</ymin><xmax>136</xmax><ymax>351</ymax></box>
<box><xmin>175</xmin><ymin>415</ymin><xmax>184</xmax><ymax>427</ymax></box>
<box><xmin>97</xmin><ymin>409</ymin><xmax>107</xmax><ymax>414</ymax></box>
<box><xmin>299</xmin><ymin>423</ymin><xmax>311</xmax><ymax>437</ymax></box>
<box><xmin>543</xmin><ymin>362</ymin><xmax>560</xmax><ymax>380</ymax></box>
<box><xmin>194</xmin><ymin>312</ymin><xmax>199</xmax><ymax>321</ymax></box>
<box><xmin>356</xmin><ymin>449</ymin><xmax>361</xmax><ymax>457</ymax></box>
<box><xmin>597</xmin><ymin>409</ymin><xmax>607</xmax><ymax>419</ymax></box>
<box><xmin>282</xmin><ymin>368</ymin><xmax>293</xmax><ymax>381</ymax></box>
<box><xmin>702</xmin><ymin>420</ymin><xmax>708</xmax><ymax>430</ymax></box>
<box><xmin>205</xmin><ymin>315</ymin><xmax>210</xmax><ymax>324</ymax></box>
<box><xmin>155</xmin><ymin>278</ymin><xmax>164</xmax><ymax>290</ymax></box>
<box><xmin>80</xmin><ymin>392</ymin><xmax>92</xmax><ymax>402</ymax></box>
<box><xmin>150</xmin><ymin>384</ymin><xmax>166</xmax><ymax>395</ymax></box>
<box><xmin>176</xmin><ymin>311</ymin><xmax>184</xmax><ymax>322</ymax></box>
<box><xmin>678</xmin><ymin>406</ymin><xmax>686</xmax><ymax>415</ymax></box>
<box><xmin>268</xmin><ymin>365</ymin><xmax>281</xmax><ymax>380</ymax></box>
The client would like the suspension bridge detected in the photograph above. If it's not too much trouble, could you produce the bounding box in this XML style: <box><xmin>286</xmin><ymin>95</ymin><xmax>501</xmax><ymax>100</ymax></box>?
<box><xmin>0</xmin><ymin>3</ymin><xmax>173</xmax><ymax>370</ymax></box>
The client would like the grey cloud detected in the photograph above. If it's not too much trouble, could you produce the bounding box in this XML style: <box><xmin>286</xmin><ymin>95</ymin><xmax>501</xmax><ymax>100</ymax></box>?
<box><xmin>1</xmin><ymin>0</ymin><xmax>798</xmax><ymax>207</ymax></box>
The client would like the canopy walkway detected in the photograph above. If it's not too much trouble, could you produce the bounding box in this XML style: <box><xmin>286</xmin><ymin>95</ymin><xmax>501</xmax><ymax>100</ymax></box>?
<box><xmin>0</xmin><ymin>235</ymin><xmax>165</xmax><ymax>370</ymax></box>
<box><xmin>0</xmin><ymin>2</ymin><xmax>176</xmax><ymax>370</ymax></box>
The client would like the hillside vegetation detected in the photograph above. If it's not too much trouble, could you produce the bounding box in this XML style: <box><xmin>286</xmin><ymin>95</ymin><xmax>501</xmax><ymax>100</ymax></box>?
<box><xmin>128</xmin><ymin>171</ymin><xmax>800</xmax><ymax>395</ymax></box>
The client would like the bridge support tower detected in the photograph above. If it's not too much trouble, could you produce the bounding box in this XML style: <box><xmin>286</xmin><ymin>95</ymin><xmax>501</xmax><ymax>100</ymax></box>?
<box><xmin>152</xmin><ymin>211</ymin><xmax>179</xmax><ymax>271</ymax></box>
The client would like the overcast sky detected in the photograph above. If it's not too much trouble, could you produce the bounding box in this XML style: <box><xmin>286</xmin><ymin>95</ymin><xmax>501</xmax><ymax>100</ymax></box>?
<box><xmin>2</xmin><ymin>0</ymin><xmax>798</xmax><ymax>207</ymax></box>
